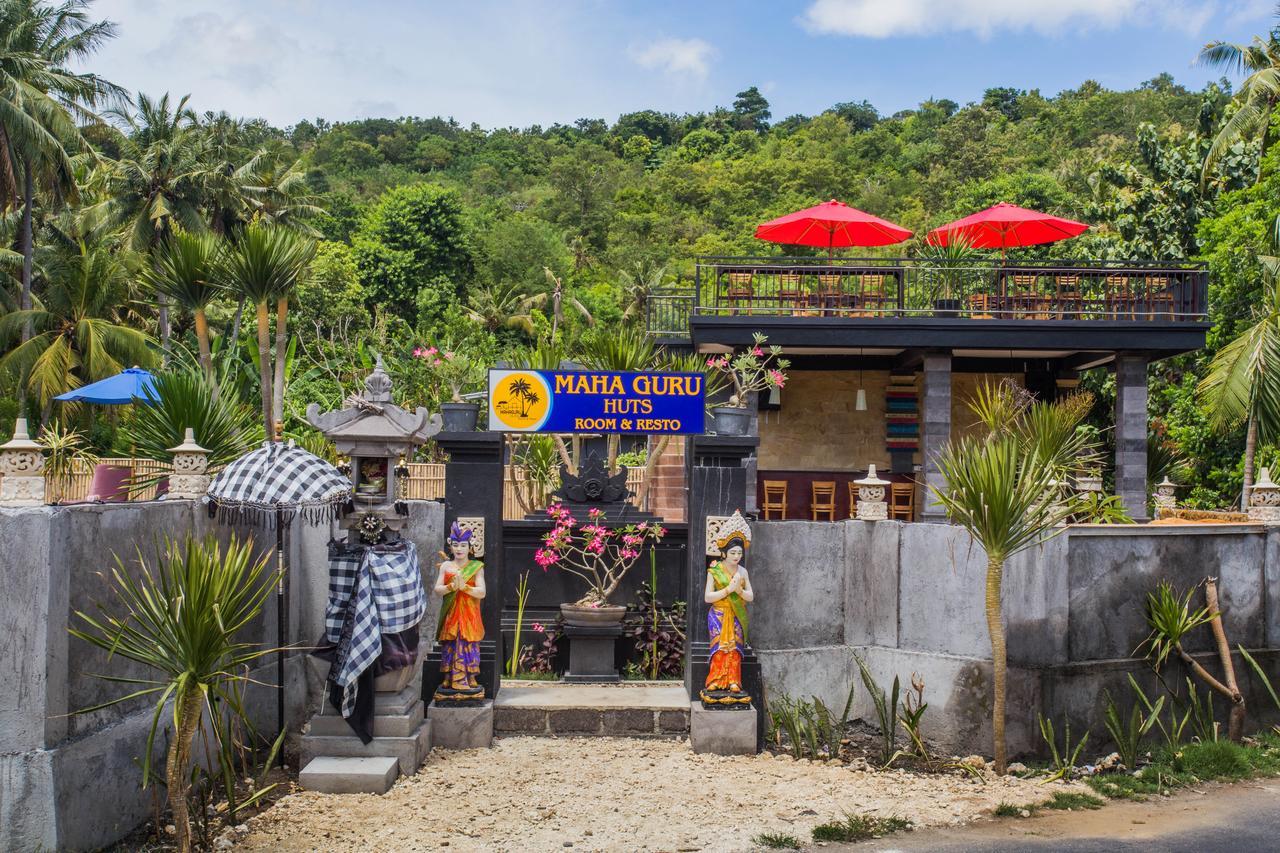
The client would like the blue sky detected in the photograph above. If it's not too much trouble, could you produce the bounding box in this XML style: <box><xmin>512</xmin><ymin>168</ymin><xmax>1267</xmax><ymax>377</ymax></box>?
<box><xmin>87</xmin><ymin>0</ymin><xmax>1277</xmax><ymax>129</ymax></box>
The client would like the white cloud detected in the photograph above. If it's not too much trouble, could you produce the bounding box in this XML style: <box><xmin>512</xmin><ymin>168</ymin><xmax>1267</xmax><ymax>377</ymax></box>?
<box><xmin>800</xmin><ymin>0</ymin><xmax>1216</xmax><ymax>39</ymax></box>
<box><xmin>629</xmin><ymin>37</ymin><xmax>715</xmax><ymax>80</ymax></box>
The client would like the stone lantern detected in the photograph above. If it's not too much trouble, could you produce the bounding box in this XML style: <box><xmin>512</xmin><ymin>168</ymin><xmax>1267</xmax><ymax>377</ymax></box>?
<box><xmin>306</xmin><ymin>357</ymin><xmax>441</xmax><ymax>543</ymax></box>
<box><xmin>1074</xmin><ymin>469</ymin><xmax>1103</xmax><ymax>495</ymax></box>
<box><xmin>1152</xmin><ymin>476</ymin><xmax>1179</xmax><ymax>513</ymax></box>
<box><xmin>167</xmin><ymin>428</ymin><xmax>210</xmax><ymax>500</ymax></box>
<box><xmin>854</xmin><ymin>464</ymin><xmax>890</xmax><ymax>521</ymax></box>
<box><xmin>1249</xmin><ymin>467</ymin><xmax>1280</xmax><ymax>525</ymax></box>
<box><xmin>0</xmin><ymin>418</ymin><xmax>45</xmax><ymax>507</ymax></box>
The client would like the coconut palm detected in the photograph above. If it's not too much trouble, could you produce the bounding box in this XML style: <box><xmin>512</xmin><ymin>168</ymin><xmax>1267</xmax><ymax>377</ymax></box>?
<box><xmin>929</xmin><ymin>382</ymin><xmax>1094</xmax><ymax>773</ymax></box>
<box><xmin>1199</xmin><ymin>18</ymin><xmax>1280</xmax><ymax>182</ymax></box>
<box><xmin>0</xmin><ymin>239</ymin><xmax>152</xmax><ymax>407</ymax></box>
<box><xmin>466</xmin><ymin>282</ymin><xmax>541</xmax><ymax>335</ymax></box>
<box><xmin>1197</xmin><ymin>255</ymin><xmax>1280</xmax><ymax>506</ymax></box>
<box><xmin>70</xmin><ymin>534</ymin><xmax>277</xmax><ymax>853</ymax></box>
<box><xmin>0</xmin><ymin>0</ymin><xmax>123</xmax><ymax>402</ymax></box>
<box><xmin>217</xmin><ymin>221</ymin><xmax>314</xmax><ymax>435</ymax></box>
<box><xmin>141</xmin><ymin>230</ymin><xmax>224</xmax><ymax>381</ymax></box>
<box><xmin>237</xmin><ymin>145</ymin><xmax>323</xmax><ymax>234</ymax></box>
<box><xmin>619</xmin><ymin>261</ymin><xmax>668</xmax><ymax>322</ymax></box>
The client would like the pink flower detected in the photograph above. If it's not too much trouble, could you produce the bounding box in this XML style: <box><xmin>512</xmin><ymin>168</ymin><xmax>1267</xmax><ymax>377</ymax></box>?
<box><xmin>433</xmin><ymin>359</ymin><xmax>442</xmax><ymax>367</ymax></box>
<box><xmin>752</xmin><ymin>347</ymin><xmax>764</xmax><ymax>357</ymax></box>
<box><xmin>769</xmin><ymin>369</ymin><xmax>786</xmax><ymax>389</ymax></box>
<box><xmin>426</xmin><ymin>346</ymin><xmax>438</xmax><ymax>356</ymax></box>
<box><xmin>413</xmin><ymin>347</ymin><xmax>424</xmax><ymax>357</ymax></box>
<box><xmin>532</xmin><ymin>622</ymin><xmax>545</xmax><ymax>634</ymax></box>
<box><xmin>444</xmin><ymin>351</ymin><xmax>455</xmax><ymax>360</ymax></box>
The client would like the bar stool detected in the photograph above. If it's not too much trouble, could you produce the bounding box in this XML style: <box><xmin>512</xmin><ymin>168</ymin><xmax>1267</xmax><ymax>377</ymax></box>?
<box><xmin>889</xmin><ymin>482</ymin><xmax>915</xmax><ymax>521</ymax></box>
<box><xmin>811</xmin><ymin>481</ymin><xmax>837</xmax><ymax>521</ymax></box>
<box><xmin>762</xmin><ymin>480</ymin><xmax>788</xmax><ymax>520</ymax></box>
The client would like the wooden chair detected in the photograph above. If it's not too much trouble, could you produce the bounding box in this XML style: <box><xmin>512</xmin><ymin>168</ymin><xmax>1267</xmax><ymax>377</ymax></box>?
<box><xmin>762</xmin><ymin>480</ymin><xmax>788</xmax><ymax>520</ymax></box>
<box><xmin>968</xmin><ymin>293</ymin><xmax>994</xmax><ymax>319</ymax></box>
<box><xmin>1104</xmin><ymin>275</ymin><xmax>1134</xmax><ymax>320</ymax></box>
<box><xmin>817</xmin><ymin>274</ymin><xmax>845</xmax><ymax>314</ymax></box>
<box><xmin>848</xmin><ymin>481</ymin><xmax>860</xmax><ymax>518</ymax></box>
<box><xmin>777</xmin><ymin>273</ymin><xmax>803</xmax><ymax>313</ymax></box>
<box><xmin>811</xmin><ymin>480</ymin><xmax>837</xmax><ymax>521</ymax></box>
<box><xmin>726</xmin><ymin>272</ymin><xmax>754</xmax><ymax>315</ymax></box>
<box><xmin>1144</xmin><ymin>276</ymin><xmax>1173</xmax><ymax>320</ymax></box>
<box><xmin>1053</xmin><ymin>275</ymin><xmax>1081</xmax><ymax>319</ymax></box>
<box><xmin>889</xmin><ymin>482</ymin><xmax>915</xmax><ymax>522</ymax></box>
<box><xmin>853</xmin><ymin>273</ymin><xmax>890</xmax><ymax>317</ymax></box>
<box><xmin>1008</xmin><ymin>274</ymin><xmax>1048</xmax><ymax>319</ymax></box>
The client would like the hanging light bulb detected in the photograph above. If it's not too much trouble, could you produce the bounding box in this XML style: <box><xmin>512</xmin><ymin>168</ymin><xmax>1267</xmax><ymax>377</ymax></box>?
<box><xmin>768</xmin><ymin>385</ymin><xmax>781</xmax><ymax>406</ymax></box>
<box><xmin>855</xmin><ymin>347</ymin><xmax>867</xmax><ymax>411</ymax></box>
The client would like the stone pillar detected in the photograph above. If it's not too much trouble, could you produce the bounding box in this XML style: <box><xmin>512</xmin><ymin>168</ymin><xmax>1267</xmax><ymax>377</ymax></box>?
<box><xmin>430</xmin><ymin>432</ymin><xmax>504</xmax><ymax>701</ymax></box>
<box><xmin>920</xmin><ymin>353</ymin><xmax>952</xmax><ymax>522</ymax></box>
<box><xmin>1115</xmin><ymin>355</ymin><xmax>1150</xmax><ymax>521</ymax></box>
<box><xmin>684</xmin><ymin>434</ymin><xmax>762</xmax><ymax>748</ymax></box>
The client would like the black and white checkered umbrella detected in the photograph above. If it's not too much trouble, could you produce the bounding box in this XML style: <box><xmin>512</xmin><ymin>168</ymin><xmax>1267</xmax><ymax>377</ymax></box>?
<box><xmin>207</xmin><ymin>440</ymin><xmax>351</xmax><ymax>527</ymax></box>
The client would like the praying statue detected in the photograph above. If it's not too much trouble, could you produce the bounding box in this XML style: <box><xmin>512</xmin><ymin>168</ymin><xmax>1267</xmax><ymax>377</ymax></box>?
<box><xmin>700</xmin><ymin>511</ymin><xmax>754</xmax><ymax>707</ymax></box>
<box><xmin>432</xmin><ymin>521</ymin><xmax>486</xmax><ymax>702</ymax></box>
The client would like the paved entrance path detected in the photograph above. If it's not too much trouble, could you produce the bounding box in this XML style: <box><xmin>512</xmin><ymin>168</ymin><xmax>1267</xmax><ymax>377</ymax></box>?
<box><xmin>844</xmin><ymin>779</ymin><xmax>1280</xmax><ymax>852</ymax></box>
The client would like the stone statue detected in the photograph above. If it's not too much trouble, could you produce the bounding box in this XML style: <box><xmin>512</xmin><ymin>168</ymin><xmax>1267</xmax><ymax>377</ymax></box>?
<box><xmin>432</xmin><ymin>521</ymin><xmax>486</xmax><ymax>702</ymax></box>
<box><xmin>700</xmin><ymin>511</ymin><xmax>754</xmax><ymax>707</ymax></box>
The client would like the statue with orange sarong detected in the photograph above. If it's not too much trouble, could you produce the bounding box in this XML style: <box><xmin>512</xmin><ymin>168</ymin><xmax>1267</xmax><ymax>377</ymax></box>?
<box><xmin>700</xmin><ymin>511</ymin><xmax>754</xmax><ymax>707</ymax></box>
<box><xmin>433</xmin><ymin>522</ymin><xmax>486</xmax><ymax>702</ymax></box>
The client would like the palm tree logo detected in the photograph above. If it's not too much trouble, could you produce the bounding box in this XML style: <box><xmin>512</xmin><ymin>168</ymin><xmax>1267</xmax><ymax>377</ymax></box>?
<box><xmin>507</xmin><ymin>377</ymin><xmax>538</xmax><ymax>418</ymax></box>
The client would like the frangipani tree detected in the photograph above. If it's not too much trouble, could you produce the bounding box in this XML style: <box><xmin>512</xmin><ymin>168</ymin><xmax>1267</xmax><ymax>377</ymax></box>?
<box><xmin>930</xmin><ymin>382</ymin><xmax>1098</xmax><ymax>773</ymax></box>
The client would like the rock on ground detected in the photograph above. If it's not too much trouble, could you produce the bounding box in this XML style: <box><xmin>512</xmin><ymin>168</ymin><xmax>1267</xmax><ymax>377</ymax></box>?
<box><xmin>236</xmin><ymin>737</ymin><xmax>1080</xmax><ymax>852</ymax></box>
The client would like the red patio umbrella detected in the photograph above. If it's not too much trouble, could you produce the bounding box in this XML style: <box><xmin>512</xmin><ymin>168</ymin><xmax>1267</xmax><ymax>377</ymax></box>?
<box><xmin>926</xmin><ymin>202</ymin><xmax>1088</xmax><ymax>256</ymax></box>
<box><xmin>755</xmin><ymin>199</ymin><xmax>913</xmax><ymax>256</ymax></box>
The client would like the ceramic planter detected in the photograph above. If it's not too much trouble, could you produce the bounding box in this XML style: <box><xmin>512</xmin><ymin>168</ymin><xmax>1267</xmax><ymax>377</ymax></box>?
<box><xmin>440</xmin><ymin>401</ymin><xmax>480</xmax><ymax>432</ymax></box>
<box><xmin>710</xmin><ymin>405</ymin><xmax>750</xmax><ymax>436</ymax></box>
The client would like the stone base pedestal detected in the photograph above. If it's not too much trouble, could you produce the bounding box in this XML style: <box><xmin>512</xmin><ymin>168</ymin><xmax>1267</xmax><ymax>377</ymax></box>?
<box><xmin>427</xmin><ymin>699</ymin><xmax>494</xmax><ymax>749</ymax></box>
<box><xmin>689</xmin><ymin>701</ymin><xmax>758</xmax><ymax>755</ymax></box>
<box><xmin>300</xmin><ymin>667</ymin><xmax>431</xmax><ymax>781</ymax></box>
<box><xmin>564</xmin><ymin>623</ymin><xmax>622</xmax><ymax>683</ymax></box>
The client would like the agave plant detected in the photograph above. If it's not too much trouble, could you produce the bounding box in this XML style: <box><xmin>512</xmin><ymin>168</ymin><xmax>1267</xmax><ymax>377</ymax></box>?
<box><xmin>70</xmin><ymin>535</ymin><xmax>277</xmax><ymax>853</ymax></box>
<box><xmin>126</xmin><ymin>364</ymin><xmax>262</xmax><ymax>471</ymax></box>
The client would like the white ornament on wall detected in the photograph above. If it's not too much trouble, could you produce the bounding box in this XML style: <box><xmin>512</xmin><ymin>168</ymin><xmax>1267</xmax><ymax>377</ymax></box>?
<box><xmin>455</xmin><ymin>516</ymin><xmax>486</xmax><ymax>557</ymax></box>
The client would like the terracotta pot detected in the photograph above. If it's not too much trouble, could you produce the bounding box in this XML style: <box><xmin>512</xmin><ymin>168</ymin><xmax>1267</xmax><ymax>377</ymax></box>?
<box><xmin>710</xmin><ymin>405</ymin><xmax>750</xmax><ymax>436</ymax></box>
<box><xmin>559</xmin><ymin>602</ymin><xmax>627</xmax><ymax>628</ymax></box>
<box><xmin>440</xmin><ymin>402</ymin><xmax>480</xmax><ymax>432</ymax></box>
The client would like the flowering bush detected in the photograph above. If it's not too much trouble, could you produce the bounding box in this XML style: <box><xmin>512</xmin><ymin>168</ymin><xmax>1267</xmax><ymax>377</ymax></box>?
<box><xmin>705</xmin><ymin>332</ymin><xmax>789</xmax><ymax>408</ymax></box>
<box><xmin>534</xmin><ymin>503</ymin><xmax>667</xmax><ymax>606</ymax></box>
<box><xmin>411</xmin><ymin>343</ymin><xmax>484</xmax><ymax>403</ymax></box>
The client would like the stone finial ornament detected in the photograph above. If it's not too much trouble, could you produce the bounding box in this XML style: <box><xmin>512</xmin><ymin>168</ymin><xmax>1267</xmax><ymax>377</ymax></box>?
<box><xmin>167</xmin><ymin>428</ymin><xmax>211</xmax><ymax>500</ymax></box>
<box><xmin>0</xmin><ymin>418</ymin><xmax>45</xmax><ymax>506</ymax></box>
<box><xmin>1249</xmin><ymin>468</ymin><xmax>1280</xmax><ymax>525</ymax></box>
<box><xmin>1152</xmin><ymin>476</ymin><xmax>1179</xmax><ymax>512</ymax></box>
<box><xmin>1074</xmin><ymin>469</ymin><xmax>1103</xmax><ymax>494</ymax></box>
<box><xmin>854</xmin><ymin>465</ymin><xmax>890</xmax><ymax>521</ymax></box>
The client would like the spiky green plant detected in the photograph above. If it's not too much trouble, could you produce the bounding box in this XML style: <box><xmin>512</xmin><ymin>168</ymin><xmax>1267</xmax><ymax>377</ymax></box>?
<box><xmin>142</xmin><ymin>231</ymin><xmax>224</xmax><ymax>381</ymax></box>
<box><xmin>69</xmin><ymin>535</ymin><xmax>277</xmax><ymax>853</ymax></box>
<box><xmin>127</xmin><ymin>362</ymin><xmax>261</xmax><ymax>471</ymax></box>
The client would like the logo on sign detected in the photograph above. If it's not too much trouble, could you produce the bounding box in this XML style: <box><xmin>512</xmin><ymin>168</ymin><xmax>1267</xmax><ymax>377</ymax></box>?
<box><xmin>490</xmin><ymin>371</ymin><xmax>552</xmax><ymax>430</ymax></box>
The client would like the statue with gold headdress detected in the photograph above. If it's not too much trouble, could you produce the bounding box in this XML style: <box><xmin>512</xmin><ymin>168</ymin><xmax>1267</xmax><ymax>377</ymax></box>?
<box><xmin>700</xmin><ymin>510</ymin><xmax>754</xmax><ymax>707</ymax></box>
<box><xmin>432</xmin><ymin>521</ymin><xmax>486</xmax><ymax>702</ymax></box>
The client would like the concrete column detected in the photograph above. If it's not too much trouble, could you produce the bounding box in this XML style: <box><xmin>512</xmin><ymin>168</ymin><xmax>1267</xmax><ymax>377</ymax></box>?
<box><xmin>920</xmin><ymin>352</ymin><xmax>952</xmax><ymax>522</ymax></box>
<box><xmin>1114</xmin><ymin>355</ymin><xmax>1150</xmax><ymax>521</ymax></box>
<box><xmin>431</xmin><ymin>432</ymin><xmax>505</xmax><ymax>700</ymax></box>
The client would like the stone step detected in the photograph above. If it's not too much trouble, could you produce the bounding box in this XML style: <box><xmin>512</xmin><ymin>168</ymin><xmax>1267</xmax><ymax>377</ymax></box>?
<box><xmin>299</xmin><ymin>720</ymin><xmax>431</xmax><ymax>777</ymax></box>
<box><xmin>307</xmin><ymin>700</ymin><xmax>425</xmax><ymax>738</ymax></box>
<box><xmin>299</xmin><ymin>756</ymin><xmax>399</xmax><ymax>795</ymax></box>
<box><xmin>494</xmin><ymin>683</ymin><xmax>690</xmax><ymax>738</ymax></box>
<box><xmin>316</xmin><ymin>684</ymin><xmax>421</xmax><ymax>719</ymax></box>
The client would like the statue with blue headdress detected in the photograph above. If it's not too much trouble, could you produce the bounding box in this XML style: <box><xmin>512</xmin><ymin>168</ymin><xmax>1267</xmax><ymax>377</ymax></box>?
<box><xmin>431</xmin><ymin>521</ymin><xmax>487</xmax><ymax>702</ymax></box>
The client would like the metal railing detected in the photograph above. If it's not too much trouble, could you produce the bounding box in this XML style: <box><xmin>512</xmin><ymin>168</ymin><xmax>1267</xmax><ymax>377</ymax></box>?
<box><xmin>645</xmin><ymin>256</ymin><xmax>1209</xmax><ymax>333</ymax></box>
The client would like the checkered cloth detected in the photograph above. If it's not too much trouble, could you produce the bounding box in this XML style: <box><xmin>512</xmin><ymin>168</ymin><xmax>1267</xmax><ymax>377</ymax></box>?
<box><xmin>325</xmin><ymin>541</ymin><xmax>426</xmax><ymax>717</ymax></box>
<box><xmin>207</xmin><ymin>441</ymin><xmax>351</xmax><ymax>526</ymax></box>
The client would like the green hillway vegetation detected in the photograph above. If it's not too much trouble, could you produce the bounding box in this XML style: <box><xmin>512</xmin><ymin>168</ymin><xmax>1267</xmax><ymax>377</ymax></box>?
<box><xmin>6</xmin><ymin>0</ymin><xmax>1280</xmax><ymax>509</ymax></box>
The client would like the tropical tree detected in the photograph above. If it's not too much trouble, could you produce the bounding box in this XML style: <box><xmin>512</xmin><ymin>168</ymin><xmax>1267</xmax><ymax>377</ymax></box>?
<box><xmin>0</xmin><ymin>239</ymin><xmax>151</xmax><ymax>408</ymax></box>
<box><xmin>0</xmin><ymin>0</ymin><xmax>123</xmax><ymax>403</ymax></box>
<box><xmin>465</xmin><ymin>281</ymin><xmax>541</xmax><ymax>336</ymax></box>
<box><xmin>619</xmin><ymin>261</ymin><xmax>667</xmax><ymax>323</ymax></box>
<box><xmin>1197</xmin><ymin>254</ymin><xmax>1280</xmax><ymax>506</ymax></box>
<box><xmin>70</xmin><ymin>534</ymin><xmax>277</xmax><ymax>853</ymax></box>
<box><xmin>217</xmin><ymin>221</ymin><xmax>314</xmax><ymax>435</ymax></box>
<box><xmin>1199</xmin><ymin>17</ymin><xmax>1280</xmax><ymax>181</ymax></box>
<box><xmin>930</xmin><ymin>382</ymin><xmax>1096</xmax><ymax>773</ymax></box>
<box><xmin>141</xmin><ymin>230</ymin><xmax>222</xmax><ymax>381</ymax></box>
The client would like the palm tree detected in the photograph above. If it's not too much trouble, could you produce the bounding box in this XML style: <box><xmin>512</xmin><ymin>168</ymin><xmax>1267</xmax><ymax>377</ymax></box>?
<box><xmin>0</xmin><ymin>239</ymin><xmax>152</xmax><ymax>407</ymax></box>
<box><xmin>1199</xmin><ymin>17</ymin><xmax>1280</xmax><ymax>182</ymax></box>
<box><xmin>217</xmin><ymin>222</ymin><xmax>314</xmax><ymax>435</ymax></box>
<box><xmin>98</xmin><ymin>92</ymin><xmax>209</xmax><ymax>353</ymax></box>
<box><xmin>1197</xmin><ymin>255</ymin><xmax>1280</xmax><ymax>506</ymax></box>
<box><xmin>466</xmin><ymin>282</ymin><xmax>541</xmax><ymax>335</ymax></box>
<box><xmin>237</xmin><ymin>144</ymin><xmax>323</xmax><ymax>234</ymax></box>
<box><xmin>929</xmin><ymin>382</ymin><xmax>1094</xmax><ymax>773</ymax></box>
<box><xmin>619</xmin><ymin>261</ymin><xmax>668</xmax><ymax>322</ymax></box>
<box><xmin>0</xmin><ymin>0</ymin><xmax>123</xmax><ymax>404</ymax></box>
<box><xmin>70</xmin><ymin>534</ymin><xmax>276</xmax><ymax>853</ymax></box>
<box><xmin>141</xmin><ymin>230</ymin><xmax>223</xmax><ymax>381</ymax></box>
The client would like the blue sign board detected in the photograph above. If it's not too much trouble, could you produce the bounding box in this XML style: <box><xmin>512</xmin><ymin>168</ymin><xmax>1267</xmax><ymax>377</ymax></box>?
<box><xmin>488</xmin><ymin>369</ymin><xmax>705</xmax><ymax>434</ymax></box>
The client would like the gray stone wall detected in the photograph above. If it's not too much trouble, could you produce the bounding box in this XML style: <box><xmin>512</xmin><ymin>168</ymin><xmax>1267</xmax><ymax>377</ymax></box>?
<box><xmin>748</xmin><ymin>519</ymin><xmax>1280</xmax><ymax>758</ymax></box>
<box><xmin>1</xmin><ymin>499</ymin><xmax>444</xmax><ymax>853</ymax></box>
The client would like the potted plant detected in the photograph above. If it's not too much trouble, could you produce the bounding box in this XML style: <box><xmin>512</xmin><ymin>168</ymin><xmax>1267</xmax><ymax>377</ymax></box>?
<box><xmin>534</xmin><ymin>503</ymin><xmax>666</xmax><ymax>626</ymax></box>
<box><xmin>704</xmin><ymin>332</ymin><xmax>789</xmax><ymax>436</ymax></box>
<box><xmin>918</xmin><ymin>234</ymin><xmax>980</xmax><ymax>317</ymax></box>
<box><xmin>415</xmin><ymin>344</ymin><xmax>484</xmax><ymax>431</ymax></box>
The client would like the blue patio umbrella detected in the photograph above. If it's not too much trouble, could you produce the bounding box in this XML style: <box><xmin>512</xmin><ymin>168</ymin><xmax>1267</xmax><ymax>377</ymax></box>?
<box><xmin>53</xmin><ymin>366</ymin><xmax>157</xmax><ymax>405</ymax></box>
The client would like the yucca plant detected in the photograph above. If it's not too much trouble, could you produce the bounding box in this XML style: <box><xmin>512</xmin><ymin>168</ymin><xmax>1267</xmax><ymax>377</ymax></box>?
<box><xmin>127</xmin><ymin>362</ymin><xmax>262</xmax><ymax>472</ymax></box>
<box><xmin>69</xmin><ymin>535</ymin><xmax>277</xmax><ymax>853</ymax></box>
<box><xmin>38</xmin><ymin>420</ymin><xmax>98</xmax><ymax>500</ymax></box>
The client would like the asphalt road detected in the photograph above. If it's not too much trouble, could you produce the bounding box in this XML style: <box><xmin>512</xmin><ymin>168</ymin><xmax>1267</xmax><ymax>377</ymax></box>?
<box><xmin>829</xmin><ymin>780</ymin><xmax>1280</xmax><ymax>852</ymax></box>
